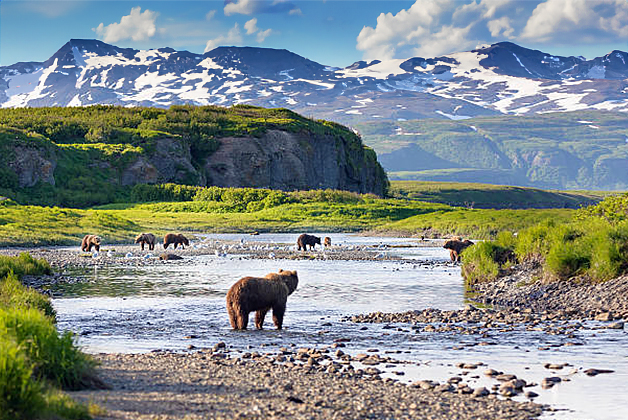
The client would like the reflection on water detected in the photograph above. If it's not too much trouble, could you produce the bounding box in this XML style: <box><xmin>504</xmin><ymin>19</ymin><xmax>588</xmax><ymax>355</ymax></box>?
<box><xmin>52</xmin><ymin>233</ymin><xmax>627</xmax><ymax>420</ymax></box>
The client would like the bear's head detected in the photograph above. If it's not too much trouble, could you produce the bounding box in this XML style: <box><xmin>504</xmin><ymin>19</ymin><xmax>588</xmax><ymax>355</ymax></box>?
<box><xmin>94</xmin><ymin>236</ymin><xmax>101</xmax><ymax>244</ymax></box>
<box><xmin>278</xmin><ymin>269</ymin><xmax>299</xmax><ymax>295</ymax></box>
<box><xmin>179</xmin><ymin>235</ymin><xmax>190</xmax><ymax>246</ymax></box>
<box><xmin>135</xmin><ymin>233</ymin><xmax>145</xmax><ymax>243</ymax></box>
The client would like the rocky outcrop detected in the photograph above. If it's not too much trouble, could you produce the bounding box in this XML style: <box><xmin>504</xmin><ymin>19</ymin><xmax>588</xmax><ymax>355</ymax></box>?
<box><xmin>1</xmin><ymin>128</ymin><xmax>388</xmax><ymax>198</ymax></box>
<box><xmin>204</xmin><ymin>130</ymin><xmax>387</xmax><ymax>195</ymax></box>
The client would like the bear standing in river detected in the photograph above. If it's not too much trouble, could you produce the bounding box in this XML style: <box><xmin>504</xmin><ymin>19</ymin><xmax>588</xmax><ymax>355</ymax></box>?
<box><xmin>135</xmin><ymin>233</ymin><xmax>156</xmax><ymax>250</ymax></box>
<box><xmin>81</xmin><ymin>235</ymin><xmax>101</xmax><ymax>252</ymax></box>
<box><xmin>163</xmin><ymin>233</ymin><xmax>189</xmax><ymax>249</ymax></box>
<box><xmin>297</xmin><ymin>234</ymin><xmax>321</xmax><ymax>251</ymax></box>
<box><xmin>443</xmin><ymin>237</ymin><xmax>474</xmax><ymax>262</ymax></box>
<box><xmin>226</xmin><ymin>269</ymin><xmax>299</xmax><ymax>330</ymax></box>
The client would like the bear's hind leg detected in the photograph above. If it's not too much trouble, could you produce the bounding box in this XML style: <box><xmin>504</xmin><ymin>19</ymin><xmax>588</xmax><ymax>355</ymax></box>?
<box><xmin>237</xmin><ymin>311</ymin><xmax>249</xmax><ymax>330</ymax></box>
<box><xmin>272</xmin><ymin>303</ymin><xmax>286</xmax><ymax>330</ymax></box>
<box><xmin>255</xmin><ymin>308</ymin><xmax>269</xmax><ymax>329</ymax></box>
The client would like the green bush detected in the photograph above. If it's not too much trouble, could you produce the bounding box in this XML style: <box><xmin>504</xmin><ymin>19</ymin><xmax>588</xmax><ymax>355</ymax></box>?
<box><xmin>0</xmin><ymin>253</ymin><xmax>51</xmax><ymax>279</ymax></box>
<box><xmin>461</xmin><ymin>241</ymin><xmax>508</xmax><ymax>285</ymax></box>
<box><xmin>0</xmin><ymin>337</ymin><xmax>44</xmax><ymax>420</ymax></box>
<box><xmin>0</xmin><ymin>272</ymin><xmax>56</xmax><ymax>318</ymax></box>
<box><xmin>0</xmin><ymin>307</ymin><xmax>96</xmax><ymax>390</ymax></box>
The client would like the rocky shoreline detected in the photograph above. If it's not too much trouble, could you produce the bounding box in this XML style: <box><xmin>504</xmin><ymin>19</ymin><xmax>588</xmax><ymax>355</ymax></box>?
<box><xmin>69</xmin><ymin>351</ymin><xmax>543</xmax><ymax>420</ymax></box>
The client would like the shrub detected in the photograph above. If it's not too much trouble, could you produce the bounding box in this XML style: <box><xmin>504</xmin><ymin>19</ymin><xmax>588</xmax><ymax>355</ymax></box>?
<box><xmin>0</xmin><ymin>307</ymin><xmax>96</xmax><ymax>390</ymax></box>
<box><xmin>0</xmin><ymin>253</ymin><xmax>51</xmax><ymax>279</ymax></box>
<box><xmin>0</xmin><ymin>337</ymin><xmax>44</xmax><ymax>420</ymax></box>
<box><xmin>461</xmin><ymin>241</ymin><xmax>503</xmax><ymax>285</ymax></box>
<box><xmin>0</xmin><ymin>272</ymin><xmax>56</xmax><ymax>318</ymax></box>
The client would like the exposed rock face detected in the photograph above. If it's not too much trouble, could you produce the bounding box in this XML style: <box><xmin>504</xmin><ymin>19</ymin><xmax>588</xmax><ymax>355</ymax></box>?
<box><xmin>3</xmin><ymin>130</ymin><xmax>387</xmax><ymax>196</ymax></box>
<box><xmin>9</xmin><ymin>146</ymin><xmax>57</xmax><ymax>187</ymax></box>
<box><xmin>204</xmin><ymin>130</ymin><xmax>386</xmax><ymax>195</ymax></box>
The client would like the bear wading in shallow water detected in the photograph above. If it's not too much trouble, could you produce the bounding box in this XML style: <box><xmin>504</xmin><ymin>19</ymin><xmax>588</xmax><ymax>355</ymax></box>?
<box><xmin>163</xmin><ymin>233</ymin><xmax>189</xmax><ymax>249</ymax></box>
<box><xmin>135</xmin><ymin>233</ymin><xmax>156</xmax><ymax>250</ymax></box>
<box><xmin>324</xmin><ymin>237</ymin><xmax>332</xmax><ymax>247</ymax></box>
<box><xmin>226</xmin><ymin>269</ymin><xmax>299</xmax><ymax>330</ymax></box>
<box><xmin>443</xmin><ymin>237</ymin><xmax>474</xmax><ymax>262</ymax></box>
<box><xmin>297</xmin><ymin>234</ymin><xmax>321</xmax><ymax>251</ymax></box>
<box><xmin>81</xmin><ymin>235</ymin><xmax>101</xmax><ymax>252</ymax></box>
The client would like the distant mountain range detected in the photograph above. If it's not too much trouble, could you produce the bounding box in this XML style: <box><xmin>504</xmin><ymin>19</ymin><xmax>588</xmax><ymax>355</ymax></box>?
<box><xmin>3</xmin><ymin>39</ymin><xmax>628</xmax><ymax>123</ymax></box>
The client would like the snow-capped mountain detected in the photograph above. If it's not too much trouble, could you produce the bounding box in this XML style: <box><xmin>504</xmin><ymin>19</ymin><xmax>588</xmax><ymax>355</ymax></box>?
<box><xmin>3</xmin><ymin>39</ymin><xmax>628</xmax><ymax>121</ymax></box>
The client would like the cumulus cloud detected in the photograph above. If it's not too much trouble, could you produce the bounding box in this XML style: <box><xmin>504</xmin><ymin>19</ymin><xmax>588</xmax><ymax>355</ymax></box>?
<box><xmin>93</xmin><ymin>7</ymin><xmax>159</xmax><ymax>43</ymax></box>
<box><xmin>204</xmin><ymin>23</ymin><xmax>243</xmax><ymax>52</ymax></box>
<box><xmin>242</xmin><ymin>17</ymin><xmax>273</xmax><ymax>43</ymax></box>
<box><xmin>224</xmin><ymin>0</ymin><xmax>299</xmax><ymax>16</ymax></box>
<box><xmin>256</xmin><ymin>28</ymin><xmax>273</xmax><ymax>43</ymax></box>
<box><xmin>487</xmin><ymin>16</ymin><xmax>514</xmax><ymax>38</ymax></box>
<box><xmin>357</xmin><ymin>0</ymin><xmax>628</xmax><ymax>60</ymax></box>
<box><xmin>522</xmin><ymin>0</ymin><xmax>628</xmax><ymax>41</ymax></box>
<box><xmin>244</xmin><ymin>18</ymin><xmax>259</xmax><ymax>35</ymax></box>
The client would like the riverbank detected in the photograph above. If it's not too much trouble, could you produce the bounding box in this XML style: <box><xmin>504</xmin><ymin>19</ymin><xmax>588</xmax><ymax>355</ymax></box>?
<box><xmin>69</xmin><ymin>351</ymin><xmax>542</xmax><ymax>420</ymax></box>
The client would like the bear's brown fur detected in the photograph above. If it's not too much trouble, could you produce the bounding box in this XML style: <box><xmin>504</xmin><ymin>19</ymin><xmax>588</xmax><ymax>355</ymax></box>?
<box><xmin>324</xmin><ymin>237</ymin><xmax>332</xmax><ymax>247</ymax></box>
<box><xmin>81</xmin><ymin>235</ymin><xmax>101</xmax><ymax>252</ymax></box>
<box><xmin>226</xmin><ymin>269</ymin><xmax>299</xmax><ymax>330</ymax></box>
<box><xmin>135</xmin><ymin>233</ymin><xmax>156</xmax><ymax>251</ymax></box>
<box><xmin>159</xmin><ymin>253</ymin><xmax>183</xmax><ymax>261</ymax></box>
<box><xmin>297</xmin><ymin>234</ymin><xmax>320</xmax><ymax>251</ymax></box>
<box><xmin>443</xmin><ymin>238</ymin><xmax>474</xmax><ymax>262</ymax></box>
<box><xmin>163</xmin><ymin>233</ymin><xmax>189</xmax><ymax>249</ymax></box>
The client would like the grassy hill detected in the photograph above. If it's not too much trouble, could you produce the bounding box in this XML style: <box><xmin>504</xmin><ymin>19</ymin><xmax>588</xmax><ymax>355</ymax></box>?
<box><xmin>356</xmin><ymin>110</ymin><xmax>628</xmax><ymax>190</ymax></box>
<box><xmin>389</xmin><ymin>181</ymin><xmax>611</xmax><ymax>209</ymax></box>
<box><xmin>0</xmin><ymin>105</ymin><xmax>387</xmax><ymax>207</ymax></box>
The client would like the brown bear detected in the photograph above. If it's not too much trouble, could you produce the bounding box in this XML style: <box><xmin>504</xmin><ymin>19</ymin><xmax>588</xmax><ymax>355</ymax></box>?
<box><xmin>297</xmin><ymin>234</ymin><xmax>321</xmax><ymax>251</ymax></box>
<box><xmin>443</xmin><ymin>237</ymin><xmax>474</xmax><ymax>262</ymax></box>
<box><xmin>135</xmin><ymin>233</ymin><xmax>156</xmax><ymax>251</ymax></box>
<box><xmin>226</xmin><ymin>269</ymin><xmax>299</xmax><ymax>330</ymax></box>
<box><xmin>81</xmin><ymin>235</ymin><xmax>101</xmax><ymax>252</ymax></box>
<box><xmin>324</xmin><ymin>237</ymin><xmax>332</xmax><ymax>247</ymax></box>
<box><xmin>163</xmin><ymin>233</ymin><xmax>189</xmax><ymax>249</ymax></box>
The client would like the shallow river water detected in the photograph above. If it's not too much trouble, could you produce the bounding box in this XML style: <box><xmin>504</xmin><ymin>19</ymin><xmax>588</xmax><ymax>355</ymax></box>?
<box><xmin>52</xmin><ymin>233</ymin><xmax>628</xmax><ymax>420</ymax></box>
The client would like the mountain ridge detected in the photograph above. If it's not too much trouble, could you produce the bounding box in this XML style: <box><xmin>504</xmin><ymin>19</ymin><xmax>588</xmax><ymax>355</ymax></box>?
<box><xmin>3</xmin><ymin>39</ymin><xmax>628</xmax><ymax>121</ymax></box>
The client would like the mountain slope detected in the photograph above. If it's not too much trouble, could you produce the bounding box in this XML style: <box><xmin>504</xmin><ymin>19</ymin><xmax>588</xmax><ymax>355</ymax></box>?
<box><xmin>358</xmin><ymin>110</ymin><xmax>628</xmax><ymax>190</ymax></box>
<box><xmin>3</xmin><ymin>40</ymin><xmax>628</xmax><ymax>121</ymax></box>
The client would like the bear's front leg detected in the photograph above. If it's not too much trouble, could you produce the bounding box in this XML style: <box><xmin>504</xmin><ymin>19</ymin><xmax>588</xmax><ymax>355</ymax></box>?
<box><xmin>272</xmin><ymin>303</ymin><xmax>286</xmax><ymax>330</ymax></box>
<box><xmin>255</xmin><ymin>308</ymin><xmax>269</xmax><ymax>329</ymax></box>
<box><xmin>237</xmin><ymin>311</ymin><xmax>250</xmax><ymax>330</ymax></box>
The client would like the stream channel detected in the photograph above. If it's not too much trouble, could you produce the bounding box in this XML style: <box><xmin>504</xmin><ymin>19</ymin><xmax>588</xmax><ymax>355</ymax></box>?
<box><xmin>52</xmin><ymin>233</ymin><xmax>627</xmax><ymax>420</ymax></box>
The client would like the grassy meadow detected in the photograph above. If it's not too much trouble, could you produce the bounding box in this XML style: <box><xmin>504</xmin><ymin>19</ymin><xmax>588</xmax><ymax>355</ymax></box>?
<box><xmin>0</xmin><ymin>183</ymin><xmax>580</xmax><ymax>247</ymax></box>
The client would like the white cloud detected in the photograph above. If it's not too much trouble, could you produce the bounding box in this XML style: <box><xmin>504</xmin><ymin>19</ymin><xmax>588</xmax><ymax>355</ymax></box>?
<box><xmin>204</xmin><ymin>23</ymin><xmax>243</xmax><ymax>52</ymax></box>
<box><xmin>244</xmin><ymin>18</ymin><xmax>259</xmax><ymax>35</ymax></box>
<box><xmin>206</xmin><ymin>10</ymin><xmax>216</xmax><ymax>21</ymax></box>
<box><xmin>224</xmin><ymin>0</ymin><xmax>256</xmax><ymax>16</ymax></box>
<box><xmin>93</xmin><ymin>7</ymin><xmax>159</xmax><ymax>43</ymax></box>
<box><xmin>357</xmin><ymin>0</ymin><xmax>628</xmax><ymax>60</ymax></box>
<box><xmin>289</xmin><ymin>8</ymin><xmax>303</xmax><ymax>16</ymax></box>
<box><xmin>224</xmin><ymin>0</ymin><xmax>298</xmax><ymax>16</ymax></box>
<box><xmin>521</xmin><ymin>0</ymin><xmax>628</xmax><ymax>41</ymax></box>
<box><xmin>256</xmin><ymin>28</ymin><xmax>273</xmax><ymax>43</ymax></box>
<box><xmin>487</xmin><ymin>16</ymin><xmax>514</xmax><ymax>38</ymax></box>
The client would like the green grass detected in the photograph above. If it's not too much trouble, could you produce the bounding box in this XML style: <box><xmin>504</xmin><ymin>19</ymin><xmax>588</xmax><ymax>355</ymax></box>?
<box><xmin>389</xmin><ymin>180</ymin><xmax>610</xmax><ymax>209</ymax></box>
<box><xmin>0</xmin><ymin>255</ymin><xmax>97</xmax><ymax>419</ymax></box>
<box><xmin>462</xmin><ymin>194</ymin><xmax>628</xmax><ymax>285</ymax></box>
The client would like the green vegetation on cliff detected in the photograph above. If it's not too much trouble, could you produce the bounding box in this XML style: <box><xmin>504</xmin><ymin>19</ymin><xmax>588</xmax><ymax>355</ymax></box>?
<box><xmin>462</xmin><ymin>194</ymin><xmax>628</xmax><ymax>285</ymax></box>
<box><xmin>0</xmin><ymin>105</ymin><xmax>387</xmax><ymax>207</ymax></box>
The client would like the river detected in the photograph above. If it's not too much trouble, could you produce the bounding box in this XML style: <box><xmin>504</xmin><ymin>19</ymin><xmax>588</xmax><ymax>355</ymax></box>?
<box><xmin>52</xmin><ymin>233</ymin><xmax>628</xmax><ymax>420</ymax></box>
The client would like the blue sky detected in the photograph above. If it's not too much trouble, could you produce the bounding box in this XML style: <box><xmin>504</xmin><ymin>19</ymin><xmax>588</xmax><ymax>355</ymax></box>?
<box><xmin>3</xmin><ymin>0</ymin><xmax>628</xmax><ymax>67</ymax></box>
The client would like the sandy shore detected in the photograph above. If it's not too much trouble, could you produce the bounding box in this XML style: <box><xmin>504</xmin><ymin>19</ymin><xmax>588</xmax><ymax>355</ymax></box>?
<box><xmin>70</xmin><ymin>351</ymin><xmax>542</xmax><ymax>420</ymax></box>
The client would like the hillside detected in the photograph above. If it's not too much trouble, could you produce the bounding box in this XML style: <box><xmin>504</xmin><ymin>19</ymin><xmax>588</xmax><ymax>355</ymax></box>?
<box><xmin>358</xmin><ymin>110</ymin><xmax>628</xmax><ymax>190</ymax></box>
<box><xmin>0</xmin><ymin>105</ymin><xmax>388</xmax><ymax>207</ymax></box>
<box><xmin>389</xmin><ymin>181</ymin><xmax>609</xmax><ymax>210</ymax></box>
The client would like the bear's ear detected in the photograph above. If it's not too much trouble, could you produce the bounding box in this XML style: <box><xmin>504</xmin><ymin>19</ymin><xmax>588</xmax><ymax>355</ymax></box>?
<box><xmin>279</xmin><ymin>269</ymin><xmax>284</xmax><ymax>273</ymax></box>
